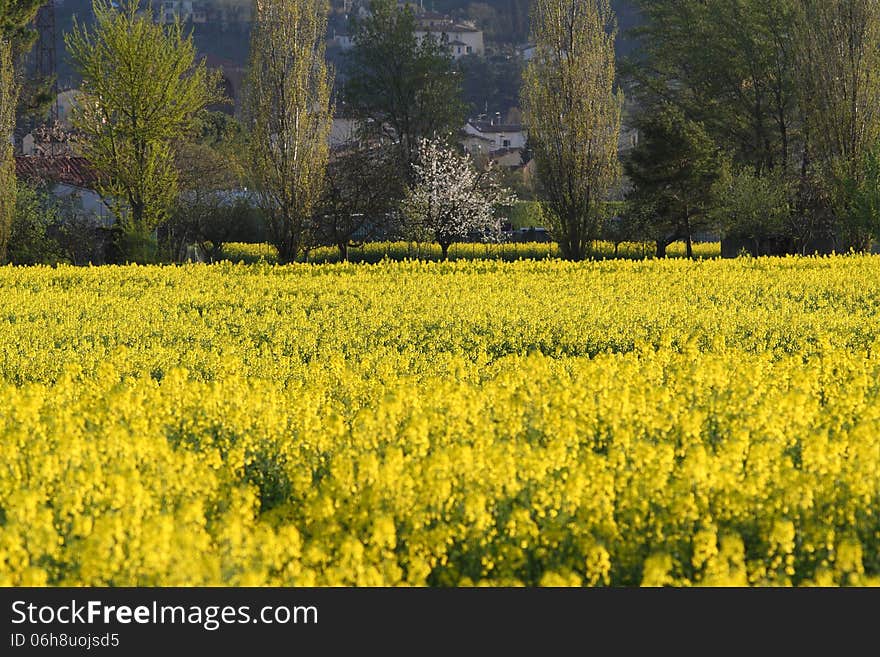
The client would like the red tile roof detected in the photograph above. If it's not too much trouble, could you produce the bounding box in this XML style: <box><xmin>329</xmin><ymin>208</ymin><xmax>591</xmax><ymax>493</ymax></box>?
<box><xmin>15</xmin><ymin>156</ymin><xmax>101</xmax><ymax>190</ymax></box>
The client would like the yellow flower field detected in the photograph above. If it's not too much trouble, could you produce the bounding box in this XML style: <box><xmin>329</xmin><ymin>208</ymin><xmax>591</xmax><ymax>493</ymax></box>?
<box><xmin>221</xmin><ymin>240</ymin><xmax>721</xmax><ymax>264</ymax></box>
<box><xmin>1</xmin><ymin>256</ymin><xmax>879</xmax><ymax>586</ymax></box>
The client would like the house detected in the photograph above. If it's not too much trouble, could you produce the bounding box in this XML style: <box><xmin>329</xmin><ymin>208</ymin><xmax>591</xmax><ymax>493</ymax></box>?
<box><xmin>335</xmin><ymin>5</ymin><xmax>484</xmax><ymax>58</ymax></box>
<box><xmin>156</xmin><ymin>0</ymin><xmax>252</xmax><ymax>26</ymax></box>
<box><xmin>463</xmin><ymin>117</ymin><xmax>527</xmax><ymax>152</ymax></box>
<box><xmin>486</xmin><ymin>147</ymin><xmax>525</xmax><ymax>168</ymax></box>
<box><xmin>460</xmin><ymin>130</ymin><xmax>495</xmax><ymax>155</ymax></box>
<box><xmin>414</xmin><ymin>12</ymin><xmax>484</xmax><ymax>59</ymax></box>
<box><xmin>202</xmin><ymin>53</ymin><xmax>246</xmax><ymax>115</ymax></box>
<box><xmin>460</xmin><ymin>116</ymin><xmax>530</xmax><ymax>172</ymax></box>
<box><xmin>329</xmin><ymin>30</ymin><xmax>354</xmax><ymax>51</ymax></box>
<box><xmin>20</xmin><ymin>122</ymin><xmax>76</xmax><ymax>158</ymax></box>
<box><xmin>156</xmin><ymin>1</ymin><xmax>195</xmax><ymax>24</ymax></box>
<box><xmin>15</xmin><ymin>155</ymin><xmax>113</xmax><ymax>226</ymax></box>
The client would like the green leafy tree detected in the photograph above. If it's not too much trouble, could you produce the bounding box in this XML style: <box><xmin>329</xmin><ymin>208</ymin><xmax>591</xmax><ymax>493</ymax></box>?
<box><xmin>312</xmin><ymin>144</ymin><xmax>404</xmax><ymax>261</ymax></box>
<box><xmin>624</xmin><ymin>104</ymin><xmax>721</xmax><ymax>258</ymax></box>
<box><xmin>627</xmin><ymin>0</ymin><xmax>799</xmax><ymax>175</ymax></box>
<box><xmin>710</xmin><ymin>164</ymin><xmax>791</xmax><ymax>255</ymax></box>
<box><xmin>794</xmin><ymin>0</ymin><xmax>880</xmax><ymax>250</ymax></box>
<box><xmin>0</xmin><ymin>36</ymin><xmax>15</xmax><ymax>262</ymax></box>
<box><xmin>508</xmin><ymin>200</ymin><xmax>547</xmax><ymax>230</ymax></box>
<box><xmin>65</xmin><ymin>0</ymin><xmax>222</xmax><ymax>260</ymax></box>
<box><xmin>841</xmin><ymin>147</ymin><xmax>880</xmax><ymax>248</ymax></box>
<box><xmin>243</xmin><ymin>0</ymin><xmax>333</xmax><ymax>264</ymax></box>
<box><xmin>7</xmin><ymin>182</ymin><xmax>63</xmax><ymax>265</ymax></box>
<box><xmin>522</xmin><ymin>0</ymin><xmax>623</xmax><ymax>260</ymax></box>
<box><xmin>344</xmin><ymin>0</ymin><xmax>466</xmax><ymax>176</ymax></box>
<box><xmin>0</xmin><ymin>0</ymin><xmax>43</xmax><ymax>51</ymax></box>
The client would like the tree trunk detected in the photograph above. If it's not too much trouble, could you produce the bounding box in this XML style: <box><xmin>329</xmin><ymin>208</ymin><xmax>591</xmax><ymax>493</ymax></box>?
<box><xmin>656</xmin><ymin>241</ymin><xmax>667</xmax><ymax>258</ymax></box>
<box><xmin>0</xmin><ymin>157</ymin><xmax>14</xmax><ymax>264</ymax></box>
<box><xmin>276</xmin><ymin>214</ymin><xmax>300</xmax><ymax>264</ymax></box>
<box><xmin>338</xmin><ymin>241</ymin><xmax>348</xmax><ymax>262</ymax></box>
<box><xmin>277</xmin><ymin>238</ymin><xmax>297</xmax><ymax>265</ymax></box>
<box><xmin>685</xmin><ymin>212</ymin><xmax>693</xmax><ymax>259</ymax></box>
<box><xmin>131</xmin><ymin>200</ymin><xmax>145</xmax><ymax>232</ymax></box>
<box><xmin>441</xmin><ymin>242</ymin><xmax>450</xmax><ymax>261</ymax></box>
<box><xmin>563</xmin><ymin>221</ymin><xmax>585</xmax><ymax>261</ymax></box>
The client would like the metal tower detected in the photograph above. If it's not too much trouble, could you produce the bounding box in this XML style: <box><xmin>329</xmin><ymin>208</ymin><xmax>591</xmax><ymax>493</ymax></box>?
<box><xmin>35</xmin><ymin>1</ymin><xmax>59</xmax><ymax>122</ymax></box>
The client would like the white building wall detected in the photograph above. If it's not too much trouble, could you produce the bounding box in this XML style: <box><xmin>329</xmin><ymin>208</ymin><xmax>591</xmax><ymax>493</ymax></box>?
<box><xmin>463</xmin><ymin>122</ymin><xmax>527</xmax><ymax>151</ymax></box>
<box><xmin>53</xmin><ymin>184</ymin><xmax>114</xmax><ymax>226</ymax></box>
<box><xmin>415</xmin><ymin>29</ymin><xmax>484</xmax><ymax>59</ymax></box>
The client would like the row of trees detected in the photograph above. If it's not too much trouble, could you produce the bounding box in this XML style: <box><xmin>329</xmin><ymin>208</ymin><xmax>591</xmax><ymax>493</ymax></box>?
<box><xmin>0</xmin><ymin>0</ymin><xmax>627</xmax><ymax>265</ymax></box>
<box><xmin>8</xmin><ymin>0</ymin><xmax>880</xmax><ymax>265</ymax></box>
<box><xmin>621</xmin><ymin>0</ymin><xmax>880</xmax><ymax>256</ymax></box>
<box><xmin>243</xmin><ymin>0</ymin><xmax>514</xmax><ymax>263</ymax></box>
<box><xmin>2</xmin><ymin>0</ymin><xmax>513</xmax><ymax>264</ymax></box>
<box><xmin>518</xmin><ymin>0</ymin><xmax>880</xmax><ymax>260</ymax></box>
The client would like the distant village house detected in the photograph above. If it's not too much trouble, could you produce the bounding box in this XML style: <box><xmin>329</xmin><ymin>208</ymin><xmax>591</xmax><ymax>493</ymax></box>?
<box><xmin>329</xmin><ymin>6</ymin><xmax>485</xmax><ymax>60</ymax></box>
<box><xmin>414</xmin><ymin>11</ymin><xmax>484</xmax><ymax>59</ymax></box>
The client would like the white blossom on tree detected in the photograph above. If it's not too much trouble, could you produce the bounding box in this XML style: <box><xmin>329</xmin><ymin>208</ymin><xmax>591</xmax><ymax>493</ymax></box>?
<box><xmin>405</xmin><ymin>137</ymin><xmax>515</xmax><ymax>259</ymax></box>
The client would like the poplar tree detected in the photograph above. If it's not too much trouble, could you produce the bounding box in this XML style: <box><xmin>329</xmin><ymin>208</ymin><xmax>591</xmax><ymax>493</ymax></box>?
<box><xmin>243</xmin><ymin>0</ymin><xmax>333</xmax><ymax>264</ymax></box>
<box><xmin>0</xmin><ymin>37</ymin><xmax>16</xmax><ymax>262</ymax></box>
<box><xmin>0</xmin><ymin>0</ymin><xmax>45</xmax><ymax>263</ymax></box>
<box><xmin>522</xmin><ymin>0</ymin><xmax>623</xmax><ymax>260</ymax></box>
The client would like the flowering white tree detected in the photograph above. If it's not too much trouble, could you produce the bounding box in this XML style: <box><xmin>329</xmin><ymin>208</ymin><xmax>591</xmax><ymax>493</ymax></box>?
<box><xmin>405</xmin><ymin>137</ymin><xmax>515</xmax><ymax>259</ymax></box>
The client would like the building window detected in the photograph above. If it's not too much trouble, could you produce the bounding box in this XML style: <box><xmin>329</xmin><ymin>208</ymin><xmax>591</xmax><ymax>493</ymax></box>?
<box><xmin>502</xmin><ymin>139</ymin><xmax>511</xmax><ymax>148</ymax></box>
<box><xmin>466</xmin><ymin>46</ymin><xmax>472</xmax><ymax>53</ymax></box>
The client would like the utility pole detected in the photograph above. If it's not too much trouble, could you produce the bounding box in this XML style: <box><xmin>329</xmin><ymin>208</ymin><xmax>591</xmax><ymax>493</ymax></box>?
<box><xmin>35</xmin><ymin>1</ymin><xmax>59</xmax><ymax>122</ymax></box>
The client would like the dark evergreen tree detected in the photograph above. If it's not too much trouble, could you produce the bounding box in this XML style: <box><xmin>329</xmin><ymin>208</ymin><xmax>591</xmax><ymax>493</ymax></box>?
<box><xmin>624</xmin><ymin>104</ymin><xmax>722</xmax><ymax>258</ymax></box>
<box><xmin>343</xmin><ymin>0</ymin><xmax>466</xmax><ymax>179</ymax></box>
